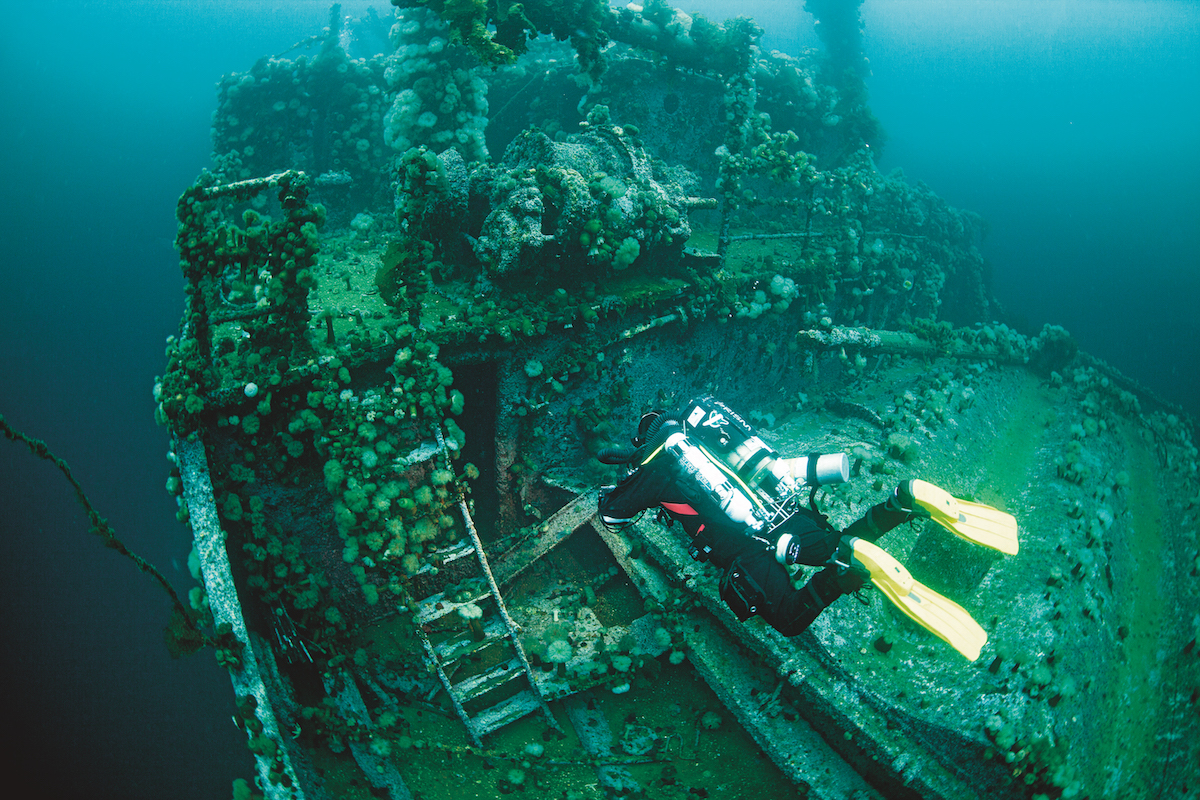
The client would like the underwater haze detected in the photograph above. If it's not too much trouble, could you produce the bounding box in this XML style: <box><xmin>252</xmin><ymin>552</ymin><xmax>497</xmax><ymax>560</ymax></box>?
<box><xmin>0</xmin><ymin>1</ymin><xmax>1196</xmax><ymax>798</ymax></box>
<box><xmin>862</xmin><ymin>0</ymin><xmax>1200</xmax><ymax>418</ymax></box>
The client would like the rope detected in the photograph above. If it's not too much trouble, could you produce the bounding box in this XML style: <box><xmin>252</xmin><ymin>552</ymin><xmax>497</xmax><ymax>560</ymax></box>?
<box><xmin>0</xmin><ymin>412</ymin><xmax>209</xmax><ymax>650</ymax></box>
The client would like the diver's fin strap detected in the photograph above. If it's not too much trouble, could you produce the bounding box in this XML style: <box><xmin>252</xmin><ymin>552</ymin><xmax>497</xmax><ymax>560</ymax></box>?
<box><xmin>847</xmin><ymin>538</ymin><xmax>987</xmax><ymax>661</ymax></box>
<box><xmin>909</xmin><ymin>479</ymin><xmax>1020</xmax><ymax>555</ymax></box>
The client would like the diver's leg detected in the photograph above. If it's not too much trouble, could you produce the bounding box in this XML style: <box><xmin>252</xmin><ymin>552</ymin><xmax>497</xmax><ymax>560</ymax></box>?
<box><xmin>842</xmin><ymin>480</ymin><xmax>919</xmax><ymax>542</ymax></box>
<box><xmin>743</xmin><ymin>544</ymin><xmax>866</xmax><ymax>637</ymax></box>
<box><xmin>768</xmin><ymin>566</ymin><xmax>864</xmax><ymax>637</ymax></box>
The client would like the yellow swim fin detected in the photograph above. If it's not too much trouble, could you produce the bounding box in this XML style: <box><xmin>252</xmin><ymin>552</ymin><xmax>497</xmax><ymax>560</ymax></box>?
<box><xmin>845</xmin><ymin>538</ymin><xmax>987</xmax><ymax>661</ymax></box>
<box><xmin>910</xmin><ymin>479</ymin><xmax>1019</xmax><ymax>555</ymax></box>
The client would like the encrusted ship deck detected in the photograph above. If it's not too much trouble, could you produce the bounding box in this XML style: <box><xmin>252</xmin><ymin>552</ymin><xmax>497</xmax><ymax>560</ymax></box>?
<box><xmin>161</xmin><ymin>5</ymin><xmax>1200</xmax><ymax>799</ymax></box>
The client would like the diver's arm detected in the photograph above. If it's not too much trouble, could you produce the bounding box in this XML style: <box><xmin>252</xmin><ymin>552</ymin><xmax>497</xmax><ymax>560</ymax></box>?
<box><xmin>598</xmin><ymin>460</ymin><xmax>671</xmax><ymax>525</ymax></box>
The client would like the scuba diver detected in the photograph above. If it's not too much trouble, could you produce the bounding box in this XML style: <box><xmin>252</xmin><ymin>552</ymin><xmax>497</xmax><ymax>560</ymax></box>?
<box><xmin>597</xmin><ymin>396</ymin><xmax>1018</xmax><ymax>660</ymax></box>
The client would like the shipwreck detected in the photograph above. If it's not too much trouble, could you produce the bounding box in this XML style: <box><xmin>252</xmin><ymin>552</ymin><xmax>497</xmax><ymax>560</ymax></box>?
<box><xmin>155</xmin><ymin>3</ymin><xmax>1200</xmax><ymax>799</ymax></box>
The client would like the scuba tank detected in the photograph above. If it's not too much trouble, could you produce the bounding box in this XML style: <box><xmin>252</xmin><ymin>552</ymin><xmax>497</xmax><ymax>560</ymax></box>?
<box><xmin>598</xmin><ymin>397</ymin><xmax>850</xmax><ymax>549</ymax></box>
<box><xmin>679</xmin><ymin>396</ymin><xmax>848</xmax><ymax>529</ymax></box>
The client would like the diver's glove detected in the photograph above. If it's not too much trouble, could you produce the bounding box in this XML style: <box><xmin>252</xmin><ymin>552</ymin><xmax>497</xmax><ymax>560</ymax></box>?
<box><xmin>828</xmin><ymin>536</ymin><xmax>870</xmax><ymax>593</ymax></box>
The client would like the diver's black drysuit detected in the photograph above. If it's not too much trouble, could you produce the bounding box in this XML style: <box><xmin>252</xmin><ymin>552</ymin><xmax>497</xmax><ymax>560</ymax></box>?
<box><xmin>598</xmin><ymin>399</ymin><xmax>912</xmax><ymax>636</ymax></box>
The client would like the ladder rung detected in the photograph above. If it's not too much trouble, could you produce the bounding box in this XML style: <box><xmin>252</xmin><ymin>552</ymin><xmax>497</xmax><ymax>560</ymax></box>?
<box><xmin>414</xmin><ymin>590</ymin><xmax>492</xmax><ymax>626</ymax></box>
<box><xmin>434</xmin><ymin>616</ymin><xmax>509</xmax><ymax>664</ymax></box>
<box><xmin>470</xmin><ymin>689</ymin><xmax>543</xmax><ymax>738</ymax></box>
<box><xmin>414</xmin><ymin>539</ymin><xmax>477</xmax><ymax>576</ymax></box>
<box><xmin>453</xmin><ymin>657</ymin><xmax>524</xmax><ymax>701</ymax></box>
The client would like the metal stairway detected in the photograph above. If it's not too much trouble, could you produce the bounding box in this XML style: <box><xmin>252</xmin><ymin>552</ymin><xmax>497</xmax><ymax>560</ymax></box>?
<box><xmin>406</xmin><ymin>424</ymin><xmax>559</xmax><ymax>746</ymax></box>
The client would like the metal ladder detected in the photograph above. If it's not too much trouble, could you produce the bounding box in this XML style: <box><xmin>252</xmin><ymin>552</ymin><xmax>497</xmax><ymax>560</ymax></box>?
<box><xmin>407</xmin><ymin>424</ymin><xmax>559</xmax><ymax>747</ymax></box>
